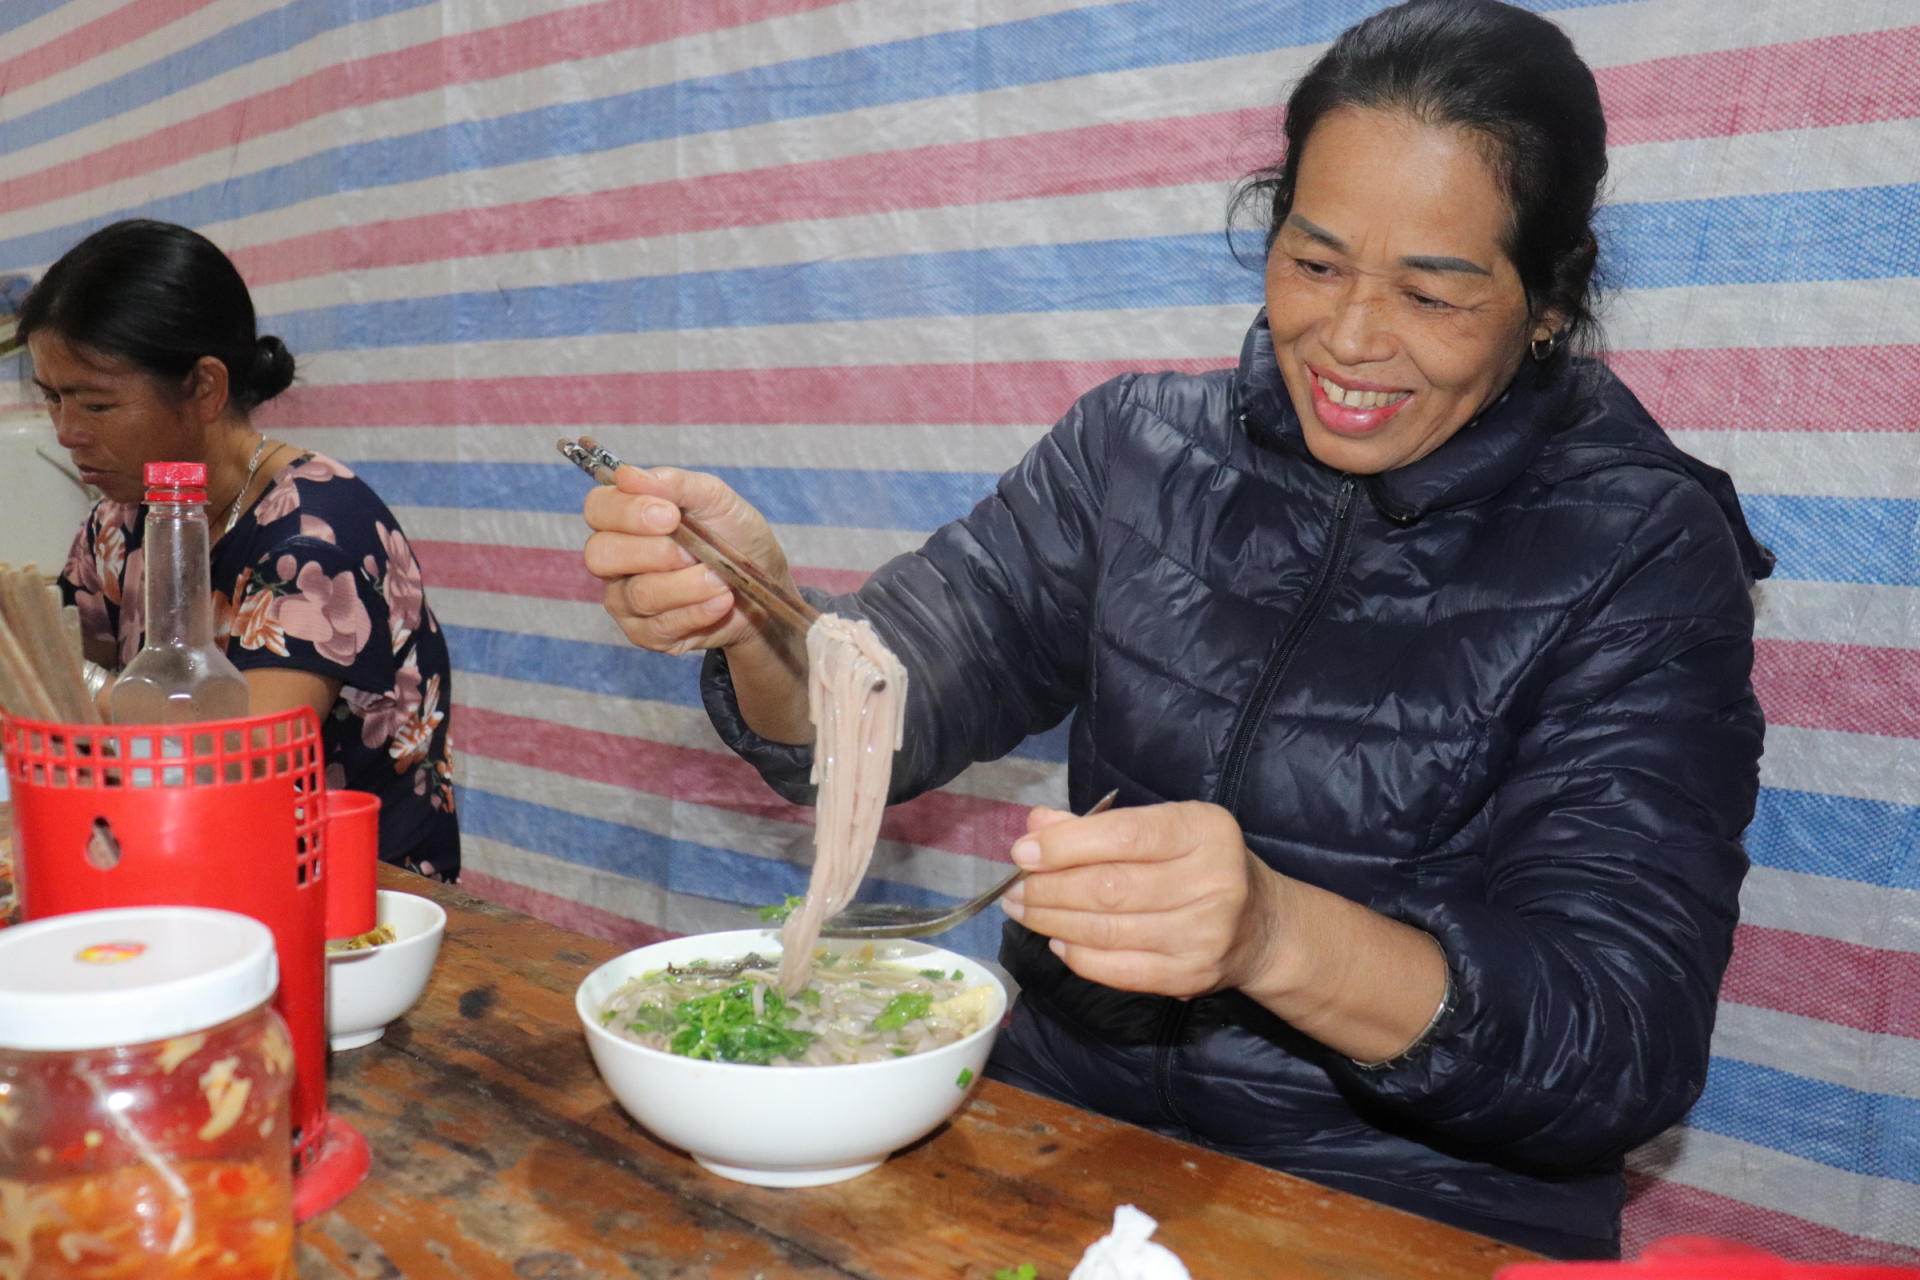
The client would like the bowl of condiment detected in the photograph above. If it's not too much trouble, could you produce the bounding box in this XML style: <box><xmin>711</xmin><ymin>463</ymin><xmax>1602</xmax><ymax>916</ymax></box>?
<box><xmin>325</xmin><ymin>890</ymin><xmax>446</xmax><ymax>1050</ymax></box>
<box><xmin>576</xmin><ymin>929</ymin><xmax>1005</xmax><ymax>1187</ymax></box>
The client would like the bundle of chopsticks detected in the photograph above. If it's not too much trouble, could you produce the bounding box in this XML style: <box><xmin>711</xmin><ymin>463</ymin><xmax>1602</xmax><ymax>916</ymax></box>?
<box><xmin>0</xmin><ymin>563</ymin><xmax>100</xmax><ymax>724</ymax></box>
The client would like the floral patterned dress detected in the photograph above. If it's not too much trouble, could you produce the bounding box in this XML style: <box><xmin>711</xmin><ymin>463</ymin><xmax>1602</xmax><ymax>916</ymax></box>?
<box><xmin>59</xmin><ymin>453</ymin><xmax>461</xmax><ymax>881</ymax></box>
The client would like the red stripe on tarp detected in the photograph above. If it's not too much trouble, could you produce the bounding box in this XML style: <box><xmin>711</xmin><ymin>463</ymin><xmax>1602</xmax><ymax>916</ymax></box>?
<box><xmin>1598</xmin><ymin>27</ymin><xmax>1920</xmax><ymax>147</ymax></box>
<box><xmin>1753</xmin><ymin>639</ymin><xmax>1920</xmax><ymax>739</ymax></box>
<box><xmin>458</xmin><ymin>868</ymin><xmax>680</xmax><ymax>951</ymax></box>
<box><xmin>259</xmin><ymin>359</ymin><xmax>1234</xmax><ymax>430</ymax></box>
<box><xmin>416</xmin><ymin>541</ymin><xmax>601</xmax><ymax>602</ymax></box>
<box><xmin>261</xmin><ymin>346</ymin><xmax>1918</xmax><ymax>435</ymax></box>
<box><xmin>1624</xmin><ymin>1173</ymin><xmax>1920</xmax><ymax>1265</ymax></box>
<box><xmin>1722</xmin><ymin>924</ymin><xmax>1920</xmax><ymax>1041</ymax></box>
<box><xmin>455</xmin><ymin>705</ymin><xmax>1031</xmax><ymax>862</ymax></box>
<box><xmin>413</xmin><ymin>540</ymin><xmax>871</xmax><ymax>602</ymax></box>
<box><xmin>0</xmin><ymin>0</ymin><xmax>854</xmax><ymax>219</ymax></box>
<box><xmin>233</xmin><ymin>107</ymin><xmax>1278</xmax><ymax>286</ymax></box>
<box><xmin>0</xmin><ymin>0</ymin><xmax>224</xmax><ymax>96</ymax></box>
<box><xmin>792</xmin><ymin>566</ymin><xmax>869</xmax><ymax>595</ymax></box>
<box><xmin>1610</xmin><ymin>345</ymin><xmax>1920</xmax><ymax>435</ymax></box>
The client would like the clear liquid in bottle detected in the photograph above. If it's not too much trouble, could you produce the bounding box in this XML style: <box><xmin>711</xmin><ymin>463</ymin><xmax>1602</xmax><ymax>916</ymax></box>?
<box><xmin>111</xmin><ymin>462</ymin><xmax>250</xmax><ymax>724</ymax></box>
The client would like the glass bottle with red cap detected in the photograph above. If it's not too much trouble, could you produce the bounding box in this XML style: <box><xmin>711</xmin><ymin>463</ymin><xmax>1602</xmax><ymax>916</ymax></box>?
<box><xmin>110</xmin><ymin>462</ymin><xmax>250</xmax><ymax>724</ymax></box>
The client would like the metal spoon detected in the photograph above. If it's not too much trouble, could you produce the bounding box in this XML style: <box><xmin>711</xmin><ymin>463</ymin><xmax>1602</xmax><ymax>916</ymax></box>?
<box><xmin>817</xmin><ymin>790</ymin><xmax>1119</xmax><ymax>940</ymax></box>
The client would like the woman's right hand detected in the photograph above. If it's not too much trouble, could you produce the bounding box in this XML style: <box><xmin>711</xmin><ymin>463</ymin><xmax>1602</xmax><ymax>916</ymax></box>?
<box><xmin>583</xmin><ymin>465</ymin><xmax>793</xmax><ymax>657</ymax></box>
<box><xmin>584</xmin><ymin>465</ymin><xmax>814</xmax><ymax>743</ymax></box>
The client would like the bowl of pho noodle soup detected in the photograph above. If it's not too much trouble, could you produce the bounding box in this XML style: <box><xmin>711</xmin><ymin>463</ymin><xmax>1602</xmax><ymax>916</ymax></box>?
<box><xmin>577</xmin><ymin>931</ymin><xmax>1006</xmax><ymax>1186</ymax></box>
<box><xmin>577</xmin><ymin>613</ymin><xmax>1007</xmax><ymax>1186</ymax></box>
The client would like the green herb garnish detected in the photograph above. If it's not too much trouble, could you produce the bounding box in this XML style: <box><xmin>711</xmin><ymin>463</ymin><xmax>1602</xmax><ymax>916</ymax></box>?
<box><xmin>665</xmin><ymin>983</ymin><xmax>817</xmax><ymax>1065</ymax></box>
<box><xmin>872</xmin><ymin>992</ymin><xmax>933</xmax><ymax>1031</ymax></box>
<box><xmin>750</xmin><ymin>894</ymin><xmax>805</xmax><ymax>924</ymax></box>
<box><xmin>919</xmin><ymin>968</ymin><xmax>948</xmax><ymax>980</ymax></box>
<box><xmin>952</xmin><ymin>969</ymin><xmax>965</xmax><ymax>980</ymax></box>
<box><xmin>957</xmin><ymin>1067</ymin><xmax>975</xmax><ymax>1089</ymax></box>
<box><xmin>990</xmin><ymin>1265</ymin><xmax>1036</xmax><ymax>1280</ymax></box>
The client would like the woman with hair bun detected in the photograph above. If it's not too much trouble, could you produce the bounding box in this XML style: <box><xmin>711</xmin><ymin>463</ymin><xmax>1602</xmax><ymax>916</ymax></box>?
<box><xmin>23</xmin><ymin>218</ymin><xmax>460</xmax><ymax>881</ymax></box>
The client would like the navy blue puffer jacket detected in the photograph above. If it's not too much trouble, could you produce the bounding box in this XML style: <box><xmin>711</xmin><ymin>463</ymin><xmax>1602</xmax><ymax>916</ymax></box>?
<box><xmin>706</xmin><ymin>313</ymin><xmax>1769</xmax><ymax>1258</ymax></box>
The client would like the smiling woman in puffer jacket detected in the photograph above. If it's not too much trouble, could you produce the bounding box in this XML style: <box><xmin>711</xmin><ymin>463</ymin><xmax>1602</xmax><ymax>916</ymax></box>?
<box><xmin>579</xmin><ymin>0</ymin><xmax>1769</xmax><ymax>1259</ymax></box>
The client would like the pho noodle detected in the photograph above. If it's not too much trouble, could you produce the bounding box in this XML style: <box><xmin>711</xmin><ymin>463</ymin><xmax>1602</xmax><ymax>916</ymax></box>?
<box><xmin>597</xmin><ymin>953</ymin><xmax>996</xmax><ymax>1066</ymax></box>
<box><xmin>778</xmin><ymin>615</ymin><xmax>909</xmax><ymax>995</ymax></box>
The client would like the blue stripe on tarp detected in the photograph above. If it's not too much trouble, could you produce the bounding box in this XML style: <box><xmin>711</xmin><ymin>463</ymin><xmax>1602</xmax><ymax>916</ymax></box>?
<box><xmin>263</xmin><ymin>235</ymin><xmax>1256</xmax><ymax>354</ymax></box>
<box><xmin>358</xmin><ymin>467</ymin><xmax>1920</xmax><ymax>588</ymax></box>
<box><xmin>458</xmin><ymin>788</ymin><xmax>1005</xmax><ymax>958</ymax></box>
<box><xmin>1</xmin><ymin>0</ymin><xmax>79</xmax><ymax>38</ymax></box>
<box><xmin>446</xmin><ymin>623</ymin><xmax>702</xmax><ymax>705</ymax></box>
<box><xmin>0</xmin><ymin>0</ymin><xmax>1761</xmax><ymax>274</ymax></box>
<box><xmin>1748</xmin><ymin>788</ymin><xmax>1920</xmax><ymax>893</ymax></box>
<box><xmin>358</xmin><ymin>461</ymin><xmax>998</xmax><ymax>530</ymax></box>
<box><xmin>1743</xmin><ymin>495</ymin><xmax>1919</xmax><ymax>588</ymax></box>
<box><xmin>1015</xmin><ymin>719</ymin><xmax>1071</xmax><ymax>765</ymax></box>
<box><xmin>1690</xmin><ymin>1057</ymin><xmax>1920</xmax><ymax>1184</ymax></box>
<box><xmin>1599</xmin><ymin>185</ymin><xmax>1920</xmax><ymax>291</ymax></box>
<box><xmin>0</xmin><ymin>0</ymin><xmax>439</xmax><ymax>156</ymax></box>
<box><xmin>445</xmin><ymin>624</ymin><xmax>1070</xmax><ymax>764</ymax></box>
<box><xmin>211</xmin><ymin>184</ymin><xmax>1919</xmax><ymax>357</ymax></box>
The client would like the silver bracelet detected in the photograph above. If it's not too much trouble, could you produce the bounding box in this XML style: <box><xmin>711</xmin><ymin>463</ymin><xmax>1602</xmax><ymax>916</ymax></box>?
<box><xmin>1351</xmin><ymin>943</ymin><xmax>1456</xmax><ymax>1071</ymax></box>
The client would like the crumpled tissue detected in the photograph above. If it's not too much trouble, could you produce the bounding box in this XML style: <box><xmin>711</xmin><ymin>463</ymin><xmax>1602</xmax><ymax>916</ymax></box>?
<box><xmin>1068</xmin><ymin>1205</ymin><xmax>1192</xmax><ymax>1280</ymax></box>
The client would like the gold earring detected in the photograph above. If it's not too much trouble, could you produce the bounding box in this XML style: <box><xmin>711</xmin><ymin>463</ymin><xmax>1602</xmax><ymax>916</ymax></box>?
<box><xmin>1530</xmin><ymin>332</ymin><xmax>1562</xmax><ymax>362</ymax></box>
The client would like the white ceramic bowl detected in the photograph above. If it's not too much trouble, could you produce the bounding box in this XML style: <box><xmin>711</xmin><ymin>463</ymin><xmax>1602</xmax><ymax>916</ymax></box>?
<box><xmin>576</xmin><ymin>929</ymin><xmax>1006</xmax><ymax>1187</ymax></box>
<box><xmin>326</xmin><ymin>889</ymin><xmax>446</xmax><ymax>1050</ymax></box>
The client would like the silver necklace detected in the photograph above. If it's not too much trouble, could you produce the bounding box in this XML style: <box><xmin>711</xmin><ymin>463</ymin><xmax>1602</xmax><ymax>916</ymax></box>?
<box><xmin>221</xmin><ymin>437</ymin><xmax>271</xmax><ymax>536</ymax></box>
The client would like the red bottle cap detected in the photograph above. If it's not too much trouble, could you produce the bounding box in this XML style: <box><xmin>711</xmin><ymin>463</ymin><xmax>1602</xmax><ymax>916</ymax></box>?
<box><xmin>143</xmin><ymin>461</ymin><xmax>208</xmax><ymax>503</ymax></box>
<box><xmin>144</xmin><ymin>461</ymin><xmax>207</xmax><ymax>487</ymax></box>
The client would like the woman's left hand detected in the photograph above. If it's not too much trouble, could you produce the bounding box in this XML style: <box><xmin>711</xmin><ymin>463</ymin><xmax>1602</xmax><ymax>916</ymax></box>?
<box><xmin>1004</xmin><ymin>800</ymin><xmax>1452</xmax><ymax>1063</ymax></box>
<box><xmin>1001</xmin><ymin>800</ymin><xmax>1288</xmax><ymax>999</ymax></box>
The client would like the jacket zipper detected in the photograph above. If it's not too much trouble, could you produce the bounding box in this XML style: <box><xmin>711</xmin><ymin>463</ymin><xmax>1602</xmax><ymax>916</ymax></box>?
<box><xmin>1148</xmin><ymin>477</ymin><xmax>1358</xmax><ymax>1130</ymax></box>
<box><xmin>1151</xmin><ymin>997</ymin><xmax>1190</xmax><ymax>1131</ymax></box>
<box><xmin>1211</xmin><ymin>476</ymin><xmax>1359</xmax><ymax>817</ymax></box>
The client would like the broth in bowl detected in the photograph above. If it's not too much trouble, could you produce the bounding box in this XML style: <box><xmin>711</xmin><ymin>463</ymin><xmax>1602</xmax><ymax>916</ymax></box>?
<box><xmin>596</xmin><ymin>949</ymin><xmax>996</xmax><ymax>1066</ymax></box>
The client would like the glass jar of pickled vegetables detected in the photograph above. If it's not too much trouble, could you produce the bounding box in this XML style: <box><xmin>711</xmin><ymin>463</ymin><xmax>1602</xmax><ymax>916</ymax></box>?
<box><xmin>0</xmin><ymin>906</ymin><xmax>296</xmax><ymax>1279</ymax></box>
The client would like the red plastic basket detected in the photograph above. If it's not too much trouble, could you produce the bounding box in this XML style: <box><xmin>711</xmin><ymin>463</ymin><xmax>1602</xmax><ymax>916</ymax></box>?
<box><xmin>4</xmin><ymin>709</ymin><xmax>330</xmax><ymax>1173</ymax></box>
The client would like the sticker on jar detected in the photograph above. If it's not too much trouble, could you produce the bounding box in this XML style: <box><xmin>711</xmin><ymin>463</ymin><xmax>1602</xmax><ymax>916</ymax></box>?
<box><xmin>75</xmin><ymin>941</ymin><xmax>145</xmax><ymax>964</ymax></box>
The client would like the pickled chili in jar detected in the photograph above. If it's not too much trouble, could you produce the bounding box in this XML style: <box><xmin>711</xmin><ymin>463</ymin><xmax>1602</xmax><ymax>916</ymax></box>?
<box><xmin>0</xmin><ymin>906</ymin><xmax>295</xmax><ymax>1279</ymax></box>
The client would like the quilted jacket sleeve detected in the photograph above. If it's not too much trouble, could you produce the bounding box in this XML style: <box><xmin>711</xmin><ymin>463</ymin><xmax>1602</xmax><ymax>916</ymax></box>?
<box><xmin>703</xmin><ymin>375</ymin><xmax>1123</xmax><ymax>804</ymax></box>
<box><xmin>1329</xmin><ymin>471</ymin><xmax>1763</xmax><ymax>1168</ymax></box>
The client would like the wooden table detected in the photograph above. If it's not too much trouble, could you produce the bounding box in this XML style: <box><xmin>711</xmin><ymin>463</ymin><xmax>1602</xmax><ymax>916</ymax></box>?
<box><xmin>296</xmin><ymin>866</ymin><xmax>1538</xmax><ymax>1280</ymax></box>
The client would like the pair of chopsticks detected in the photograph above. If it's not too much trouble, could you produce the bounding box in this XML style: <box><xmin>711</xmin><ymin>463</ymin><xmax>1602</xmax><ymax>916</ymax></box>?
<box><xmin>0</xmin><ymin>563</ymin><xmax>100</xmax><ymax>723</ymax></box>
<box><xmin>558</xmin><ymin>436</ymin><xmax>822</xmax><ymax>636</ymax></box>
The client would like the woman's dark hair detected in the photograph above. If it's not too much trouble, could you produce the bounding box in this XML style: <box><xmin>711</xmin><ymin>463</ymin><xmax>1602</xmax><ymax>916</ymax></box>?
<box><xmin>1234</xmin><ymin>0</ymin><xmax>1609</xmax><ymax>352</ymax></box>
<box><xmin>18</xmin><ymin>219</ymin><xmax>295</xmax><ymax>411</ymax></box>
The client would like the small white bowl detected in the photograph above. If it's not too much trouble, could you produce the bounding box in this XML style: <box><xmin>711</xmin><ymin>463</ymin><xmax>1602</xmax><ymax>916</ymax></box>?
<box><xmin>326</xmin><ymin>889</ymin><xmax>446</xmax><ymax>1050</ymax></box>
<box><xmin>577</xmin><ymin>929</ymin><xmax>1005</xmax><ymax>1188</ymax></box>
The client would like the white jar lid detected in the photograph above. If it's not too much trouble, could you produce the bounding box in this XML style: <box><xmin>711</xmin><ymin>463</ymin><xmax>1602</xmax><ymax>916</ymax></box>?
<box><xmin>0</xmin><ymin>906</ymin><xmax>278</xmax><ymax>1050</ymax></box>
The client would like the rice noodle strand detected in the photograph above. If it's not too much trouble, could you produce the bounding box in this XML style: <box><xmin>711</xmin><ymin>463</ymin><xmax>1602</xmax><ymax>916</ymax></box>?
<box><xmin>778</xmin><ymin>615</ymin><xmax>908</xmax><ymax>995</ymax></box>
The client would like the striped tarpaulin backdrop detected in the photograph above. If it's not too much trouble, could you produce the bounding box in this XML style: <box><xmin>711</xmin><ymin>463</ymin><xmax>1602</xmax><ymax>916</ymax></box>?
<box><xmin>2</xmin><ymin>0</ymin><xmax>1915</xmax><ymax>1258</ymax></box>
